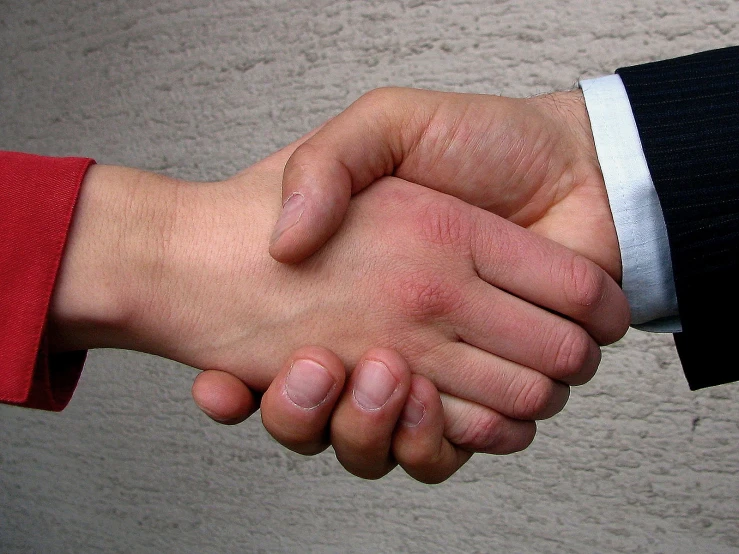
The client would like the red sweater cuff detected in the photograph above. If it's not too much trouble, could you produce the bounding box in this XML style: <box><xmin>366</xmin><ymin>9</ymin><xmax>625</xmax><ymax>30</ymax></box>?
<box><xmin>0</xmin><ymin>152</ymin><xmax>94</xmax><ymax>411</ymax></box>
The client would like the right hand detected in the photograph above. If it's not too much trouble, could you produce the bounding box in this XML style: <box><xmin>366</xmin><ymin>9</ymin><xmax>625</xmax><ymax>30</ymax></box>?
<box><xmin>270</xmin><ymin>88</ymin><xmax>622</xmax><ymax>283</ymax></box>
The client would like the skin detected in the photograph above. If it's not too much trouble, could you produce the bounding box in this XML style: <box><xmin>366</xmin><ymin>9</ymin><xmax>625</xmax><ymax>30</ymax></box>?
<box><xmin>271</xmin><ymin>89</ymin><xmax>620</xmax><ymax>280</ymax></box>
<box><xmin>46</xmin><ymin>122</ymin><xmax>628</xmax><ymax>482</ymax></box>
<box><xmin>211</xmin><ymin>87</ymin><xmax>631</xmax><ymax>478</ymax></box>
<box><xmin>259</xmin><ymin>346</ymin><xmax>475</xmax><ymax>482</ymax></box>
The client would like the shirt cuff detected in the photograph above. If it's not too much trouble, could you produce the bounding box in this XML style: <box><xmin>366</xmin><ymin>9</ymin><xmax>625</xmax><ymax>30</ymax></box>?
<box><xmin>579</xmin><ymin>74</ymin><xmax>681</xmax><ymax>333</ymax></box>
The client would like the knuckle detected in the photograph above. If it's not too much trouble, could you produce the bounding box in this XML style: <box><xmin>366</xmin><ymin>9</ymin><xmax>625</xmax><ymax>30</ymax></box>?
<box><xmin>395</xmin><ymin>269</ymin><xmax>463</xmax><ymax>320</ymax></box>
<box><xmin>284</xmin><ymin>142</ymin><xmax>321</xmax><ymax>183</ymax></box>
<box><xmin>291</xmin><ymin>441</ymin><xmax>329</xmax><ymax>457</ymax></box>
<box><xmin>417</xmin><ymin>200</ymin><xmax>472</xmax><ymax>249</ymax></box>
<box><xmin>335</xmin><ymin>435</ymin><xmax>377</xmax><ymax>466</ymax></box>
<box><xmin>549</xmin><ymin>325</ymin><xmax>596</xmax><ymax>380</ymax></box>
<box><xmin>408</xmin><ymin>459</ymin><xmax>459</xmax><ymax>485</ymax></box>
<box><xmin>562</xmin><ymin>254</ymin><xmax>606</xmax><ymax>315</ymax></box>
<box><xmin>344</xmin><ymin>462</ymin><xmax>394</xmax><ymax>481</ymax></box>
<box><xmin>496</xmin><ymin>424</ymin><xmax>537</xmax><ymax>455</ymax></box>
<box><xmin>602</xmin><ymin>294</ymin><xmax>631</xmax><ymax>345</ymax></box>
<box><xmin>263</xmin><ymin>420</ymin><xmax>327</xmax><ymax>456</ymax></box>
<box><xmin>452</xmin><ymin>411</ymin><xmax>507</xmax><ymax>453</ymax></box>
<box><xmin>397</xmin><ymin>442</ymin><xmax>438</xmax><ymax>471</ymax></box>
<box><xmin>511</xmin><ymin>375</ymin><xmax>555</xmax><ymax>420</ymax></box>
<box><xmin>332</xmin><ymin>420</ymin><xmax>390</xmax><ymax>464</ymax></box>
<box><xmin>357</xmin><ymin>87</ymin><xmax>399</xmax><ymax>111</ymax></box>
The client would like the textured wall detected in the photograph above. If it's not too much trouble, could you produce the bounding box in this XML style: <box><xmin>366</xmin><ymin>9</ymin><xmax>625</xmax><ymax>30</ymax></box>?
<box><xmin>1</xmin><ymin>1</ymin><xmax>738</xmax><ymax>552</ymax></box>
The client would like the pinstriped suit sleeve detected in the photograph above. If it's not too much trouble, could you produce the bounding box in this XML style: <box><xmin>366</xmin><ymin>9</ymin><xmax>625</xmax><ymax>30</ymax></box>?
<box><xmin>616</xmin><ymin>46</ymin><xmax>739</xmax><ymax>389</ymax></box>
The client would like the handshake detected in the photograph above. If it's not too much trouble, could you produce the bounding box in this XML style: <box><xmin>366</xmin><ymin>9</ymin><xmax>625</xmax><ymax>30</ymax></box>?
<box><xmin>51</xmin><ymin>88</ymin><xmax>633</xmax><ymax>483</ymax></box>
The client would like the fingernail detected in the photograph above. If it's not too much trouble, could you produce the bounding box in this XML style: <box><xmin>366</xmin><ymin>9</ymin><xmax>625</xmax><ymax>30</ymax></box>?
<box><xmin>270</xmin><ymin>192</ymin><xmax>305</xmax><ymax>245</ymax></box>
<box><xmin>400</xmin><ymin>394</ymin><xmax>426</xmax><ymax>427</ymax></box>
<box><xmin>285</xmin><ymin>359</ymin><xmax>335</xmax><ymax>409</ymax></box>
<box><xmin>353</xmin><ymin>360</ymin><xmax>397</xmax><ymax>410</ymax></box>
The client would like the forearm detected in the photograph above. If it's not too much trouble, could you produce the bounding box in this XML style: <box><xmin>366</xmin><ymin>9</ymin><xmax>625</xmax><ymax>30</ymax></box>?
<box><xmin>46</xmin><ymin>162</ymin><xmax>279</xmax><ymax>385</ymax></box>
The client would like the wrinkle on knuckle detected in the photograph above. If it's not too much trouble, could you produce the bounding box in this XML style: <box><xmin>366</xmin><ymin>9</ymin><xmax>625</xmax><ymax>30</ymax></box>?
<box><xmin>511</xmin><ymin>375</ymin><xmax>553</xmax><ymax>420</ymax></box>
<box><xmin>395</xmin><ymin>268</ymin><xmax>462</xmax><ymax>320</ymax></box>
<box><xmin>550</xmin><ymin>325</ymin><xmax>592</xmax><ymax>379</ymax></box>
<box><xmin>472</xmin><ymin>218</ymin><xmax>517</xmax><ymax>280</ymax></box>
<box><xmin>563</xmin><ymin>254</ymin><xmax>606</xmax><ymax>315</ymax></box>
<box><xmin>452</xmin><ymin>411</ymin><xmax>505</xmax><ymax>453</ymax></box>
<box><xmin>417</xmin><ymin>200</ymin><xmax>471</xmax><ymax>249</ymax></box>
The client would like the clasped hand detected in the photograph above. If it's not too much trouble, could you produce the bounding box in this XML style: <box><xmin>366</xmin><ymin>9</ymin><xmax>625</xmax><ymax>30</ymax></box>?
<box><xmin>189</xmin><ymin>88</ymin><xmax>630</xmax><ymax>482</ymax></box>
<box><xmin>51</xmin><ymin>88</ymin><xmax>630</xmax><ymax>483</ymax></box>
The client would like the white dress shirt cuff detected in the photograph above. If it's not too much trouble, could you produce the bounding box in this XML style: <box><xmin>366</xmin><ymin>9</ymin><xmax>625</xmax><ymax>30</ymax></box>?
<box><xmin>579</xmin><ymin>74</ymin><xmax>681</xmax><ymax>333</ymax></box>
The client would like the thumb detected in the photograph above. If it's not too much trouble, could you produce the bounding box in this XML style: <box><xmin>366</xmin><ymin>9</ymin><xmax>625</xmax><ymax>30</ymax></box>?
<box><xmin>268</xmin><ymin>141</ymin><xmax>354</xmax><ymax>263</ymax></box>
<box><xmin>269</xmin><ymin>88</ymin><xmax>427</xmax><ymax>264</ymax></box>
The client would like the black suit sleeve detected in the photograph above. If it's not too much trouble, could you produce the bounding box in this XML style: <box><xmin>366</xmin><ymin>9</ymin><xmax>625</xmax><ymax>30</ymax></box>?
<box><xmin>616</xmin><ymin>47</ymin><xmax>739</xmax><ymax>389</ymax></box>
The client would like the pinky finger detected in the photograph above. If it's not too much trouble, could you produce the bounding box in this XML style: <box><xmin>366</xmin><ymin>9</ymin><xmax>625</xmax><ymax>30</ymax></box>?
<box><xmin>392</xmin><ymin>375</ymin><xmax>473</xmax><ymax>484</ymax></box>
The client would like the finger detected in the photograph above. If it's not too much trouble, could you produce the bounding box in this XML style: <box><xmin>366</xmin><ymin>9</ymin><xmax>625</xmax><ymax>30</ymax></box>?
<box><xmin>330</xmin><ymin>348</ymin><xmax>412</xmax><ymax>480</ymax></box>
<box><xmin>270</xmin><ymin>88</ymin><xmax>434</xmax><ymax>263</ymax></box>
<box><xmin>191</xmin><ymin>370</ymin><xmax>260</xmax><ymax>425</ymax></box>
<box><xmin>454</xmin><ymin>278</ymin><xmax>602</xmax><ymax>386</ymax></box>
<box><xmin>419</xmin><ymin>343</ymin><xmax>571</xmax><ymax>421</ymax></box>
<box><xmin>260</xmin><ymin>346</ymin><xmax>346</xmax><ymax>456</ymax></box>
<box><xmin>440</xmin><ymin>393</ymin><xmax>538</xmax><ymax>455</ymax></box>
<box><xmin>467</xmin><ymin>207</ymin><xmax>631</xmax><ymax>345</ymax></box>
<box><xmin>392</xmin><ymin>375</ymin><xmax>473</xmax><ymax>484</ymax></box>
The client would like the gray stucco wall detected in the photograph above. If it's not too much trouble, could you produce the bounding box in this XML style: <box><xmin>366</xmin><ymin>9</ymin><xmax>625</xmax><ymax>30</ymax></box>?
<box><xmin>1</xmin><ymin>1</ymin><xmax>738</xmax><ymax>552</ymax></box>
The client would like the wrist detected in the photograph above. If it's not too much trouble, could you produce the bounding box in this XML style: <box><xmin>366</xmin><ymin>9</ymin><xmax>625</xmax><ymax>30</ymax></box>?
<box><xmin>47</xmin><ymin>165</ymin><xmax>183</xmax><ymax>353</ymax></box>
<box><xmin>536</xmin><ymin>89</ymin><xmax>603</xmax><ymax>174</ymax></box>
<box><xmin>528</xmin><ymin>89</ymin><xmax>623</xmax><ymax>282</ymax></box>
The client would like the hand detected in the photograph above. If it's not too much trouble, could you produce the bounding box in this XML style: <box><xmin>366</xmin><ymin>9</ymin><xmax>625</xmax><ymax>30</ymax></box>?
<box><xmin>260</xmin><ymin>88</ymin><xmax>629</xmax><ymax>476</ymax></box>
<box><xmin>270</xmin><ymin>88</ymin><xmax>621</xmax><ymax>283</ymax></box>
<box><xmin>194</xmin><ymin>346</ymin><xmax>473</xmax><ymax>483</ymax></box>
<box><xmin>48</xmin><ymin>140</ymin><xmax>628</xmax><ymax>459</ymax></box>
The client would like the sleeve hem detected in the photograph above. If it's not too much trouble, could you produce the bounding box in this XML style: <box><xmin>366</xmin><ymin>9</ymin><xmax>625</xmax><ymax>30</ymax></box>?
<box><xmin>0</xmin><ymin>152</ymin><xmax>94</xmax><ymax>410</ymax></box>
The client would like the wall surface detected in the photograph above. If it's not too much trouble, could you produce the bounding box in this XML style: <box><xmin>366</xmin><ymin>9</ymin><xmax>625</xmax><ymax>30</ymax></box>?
<box><xmin>1</xmin><ymin>1</ymin><xmax>738</xmax><ymax>553</ymax></box>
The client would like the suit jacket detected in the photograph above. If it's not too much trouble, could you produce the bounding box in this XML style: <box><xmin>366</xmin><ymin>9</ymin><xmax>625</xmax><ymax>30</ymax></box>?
<box><xmin>617</xmin><ymin>46</ymin><xmax>739</xmax><ymax>389</ymax></box>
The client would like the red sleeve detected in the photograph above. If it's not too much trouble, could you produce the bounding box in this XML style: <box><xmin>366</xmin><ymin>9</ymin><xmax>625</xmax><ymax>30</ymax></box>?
<box><xmin>0</xmin><ymin>151</ymin><xmax>94</xmax><ymax>411</ymax></box>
